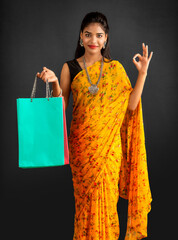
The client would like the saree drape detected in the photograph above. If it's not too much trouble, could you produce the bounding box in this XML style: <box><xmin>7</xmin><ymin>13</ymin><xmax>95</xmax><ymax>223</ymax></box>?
<box><xmin>68</xmin><ymin>58</ymin><xmax>152</xmax><ymax>240</ymax></box>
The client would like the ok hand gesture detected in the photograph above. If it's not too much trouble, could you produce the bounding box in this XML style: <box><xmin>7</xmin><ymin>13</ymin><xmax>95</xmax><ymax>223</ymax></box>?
<box><xmin>133</xmin><ymin>43</ymin><xmax>153</xmax><ymax>75</ymax></box>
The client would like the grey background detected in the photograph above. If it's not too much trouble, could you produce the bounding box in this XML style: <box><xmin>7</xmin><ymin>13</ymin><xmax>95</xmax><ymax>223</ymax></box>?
<box><xmin>1</xmin><ymin>0</ymin><xmax>177</xmax><ymax>239</ymax></box>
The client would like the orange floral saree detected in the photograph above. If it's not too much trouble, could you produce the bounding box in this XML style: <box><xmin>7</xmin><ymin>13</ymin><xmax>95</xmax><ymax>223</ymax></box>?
<box><xmin>68</xmin><ymin>58</ymin><xmax>152</xmax><ymax>240</ymax></box>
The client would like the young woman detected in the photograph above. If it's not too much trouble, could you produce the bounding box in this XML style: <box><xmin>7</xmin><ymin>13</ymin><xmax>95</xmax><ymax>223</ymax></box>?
<box><xmin>37</xmin><ymin>11</ymin><xmax>153</xmax><ymax>240</ymax></box>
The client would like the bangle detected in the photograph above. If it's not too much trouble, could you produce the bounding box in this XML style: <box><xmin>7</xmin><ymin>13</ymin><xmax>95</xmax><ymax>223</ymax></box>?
<box><xmin>51</xmin><ymin>88</ymin><xmax>62</xmax><ymax>97</ymax></box>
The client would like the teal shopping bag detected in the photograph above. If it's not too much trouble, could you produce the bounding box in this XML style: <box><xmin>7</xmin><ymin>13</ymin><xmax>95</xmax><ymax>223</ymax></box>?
<box><xmin>16</xmin><ymin>74</ymin><xmax>69</xmax><ymax>168</ymax></box>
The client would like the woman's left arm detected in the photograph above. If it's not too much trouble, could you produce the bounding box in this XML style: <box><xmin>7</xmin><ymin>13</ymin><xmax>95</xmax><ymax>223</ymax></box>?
<box><xmin>127</xmin><ymin>43</ymin><xmax>153</xmax><ymax>111</ymax></box>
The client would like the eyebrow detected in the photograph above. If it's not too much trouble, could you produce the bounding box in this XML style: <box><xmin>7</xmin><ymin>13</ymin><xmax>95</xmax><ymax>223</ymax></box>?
<box><xmin>84</xmin><ymin>31</ymin><xmax>104</xmax><ymax>34</ymax></box>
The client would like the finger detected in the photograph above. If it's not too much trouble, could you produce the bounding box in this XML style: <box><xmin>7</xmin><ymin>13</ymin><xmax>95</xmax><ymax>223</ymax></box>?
<box><xmin>145</xmin><ymin>45</ymin><xmax>148</xmax><ymax>58</ymax></box>
<box><xmin>40</xmin><ymin>69</ymin><xmax>48</xmax><ymax>78</ymax></box>
<box><xmin>142</xmin><ymin>43</ymin><xmax>146</xmax><ymax>57</ymax></box>
<box><xmin>148</xmin><ymin>51</ymin><xmax>153</xmax><ymax>62</ymax></box>
<box><xmin>43</xmin><ymin>75</ymin><xmax>51</xmax><ymax>83</ymax></box>
<box><xmin>43</xmin><ymin>66</ymin><xmax>49</xmax><ymax>70</ymax></box>
<box><xmin>43</xmin><ymin>66</ymin><xmax>53</xmax><ymax>73</ymax></box>
<box><xmin>132</xmin><ymin>57</ymin><xmax>138</xmax><ymax>65</ymax></box>
<box><xmin>36</xmin><ymin>72</ymin><xmax>40</xmax><ymax>77</ymax></box>
<box><xmin>142</xmin><ymin>43</ymin><xmax>146</xmax><ymax>55</ymax></box>
<box><xmin>43</xmin><ymin>67</ymin><xmax>54</xmax><ymax>75</ymax></box>
<box><xmin>43</xmin><ymin>71</ymin><xmax>54</xmax><ymax>77</ymax></box>
<box><xmin>142</xmin><ymin>43</ymin><xmax>148</xmax><ymax>58</ymax></box>
<box><xmin>133</xmin><ymin>53</ymin><xmax>142</xmax><ymax>61</ymax></box>
<box><xmin>42</xmin><ymin>72</ymin><xmax>56</xmax><ymax>82</ymax></box>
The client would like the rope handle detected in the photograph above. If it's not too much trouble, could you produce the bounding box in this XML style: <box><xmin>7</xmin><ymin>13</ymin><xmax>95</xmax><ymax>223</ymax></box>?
<box><xmin>30</xmin><ymin>74</ymin><xmax>51</xmax><ymax>102</ymax></box>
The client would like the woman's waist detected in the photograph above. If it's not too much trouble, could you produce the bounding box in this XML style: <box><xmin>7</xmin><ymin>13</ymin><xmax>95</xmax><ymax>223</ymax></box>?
<box><xmin>69</xmin><ymin>115</ymin><xmax>122</xmax><ymax>143</ymax></box>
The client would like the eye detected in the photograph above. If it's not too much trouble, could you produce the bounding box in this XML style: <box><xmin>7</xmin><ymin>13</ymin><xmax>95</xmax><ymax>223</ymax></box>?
<box><xmin>85</xmin><ymin>33</ymin><xmax>103</xmax><ymax>38</ymax></box>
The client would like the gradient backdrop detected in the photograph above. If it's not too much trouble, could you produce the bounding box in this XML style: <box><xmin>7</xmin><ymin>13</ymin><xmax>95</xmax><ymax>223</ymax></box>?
<box><xmin>1</xmin><ymin>0</ymin><xmax>177</xmax><ymax>239</ymax></box>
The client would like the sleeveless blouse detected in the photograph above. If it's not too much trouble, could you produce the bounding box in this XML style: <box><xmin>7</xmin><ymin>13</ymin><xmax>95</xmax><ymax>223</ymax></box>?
<box><xmin>65</xmin><ymin>59</ymin><xmax>83</xmax><ymax>83</ymax></box>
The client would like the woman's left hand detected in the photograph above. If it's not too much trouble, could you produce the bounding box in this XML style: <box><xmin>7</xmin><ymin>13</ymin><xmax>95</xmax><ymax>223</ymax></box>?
<box><xmin>133</xmin><ymin>43</ymin><xmax>153</xmax><ymax>75</ymax></box>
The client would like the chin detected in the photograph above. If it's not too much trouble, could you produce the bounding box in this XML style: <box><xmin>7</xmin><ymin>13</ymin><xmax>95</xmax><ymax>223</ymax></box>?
<box><xmin>87</xmin><ymin>47</ymin><xmax>101</xmax><ymax>52</ymax></box>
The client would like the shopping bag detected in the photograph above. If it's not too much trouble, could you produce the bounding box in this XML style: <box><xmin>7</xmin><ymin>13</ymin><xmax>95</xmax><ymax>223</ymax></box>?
<box><xmin>16</xmin><ymin>74</ymin><xmax>69</xmax><ymax>168</ymax></box>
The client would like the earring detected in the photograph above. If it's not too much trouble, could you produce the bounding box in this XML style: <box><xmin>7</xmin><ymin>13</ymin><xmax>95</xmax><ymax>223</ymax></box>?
<box><xmin>103</xmin><ymin>41</ymin><xmax>107</xmax><ymax>49</ymax></box>
<box><xmin>80</xmin><ymin>38</ymin><xmax>84</xmax><ymax>47</ymax></box>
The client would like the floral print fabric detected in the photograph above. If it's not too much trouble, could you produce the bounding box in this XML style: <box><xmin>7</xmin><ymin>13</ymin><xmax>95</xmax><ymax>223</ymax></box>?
<box><xmin>68</xmin><ymin>58</ymin><xmax>152</xmax><ymax>240</ymax></box>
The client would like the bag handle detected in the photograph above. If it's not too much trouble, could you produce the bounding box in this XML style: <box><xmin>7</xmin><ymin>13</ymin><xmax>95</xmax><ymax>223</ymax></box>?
<box><xmin>30</xmin><ymin>74</ymin><xmax>51</xmax><ymax>102</ymax></box>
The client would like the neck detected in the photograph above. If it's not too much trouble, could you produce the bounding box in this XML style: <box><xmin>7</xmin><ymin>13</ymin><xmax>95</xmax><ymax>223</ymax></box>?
<box><xmin>83</xmin><ymin>52</ymin><xmax>103</xmax><ymax>63</ymax></box>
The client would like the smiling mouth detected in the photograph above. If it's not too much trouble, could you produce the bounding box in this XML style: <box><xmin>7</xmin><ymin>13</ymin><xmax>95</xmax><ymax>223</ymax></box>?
<box><xmin>88</xmin><ymin>45</ymin><xmax>98</xmax><ymax>48</ymax></box>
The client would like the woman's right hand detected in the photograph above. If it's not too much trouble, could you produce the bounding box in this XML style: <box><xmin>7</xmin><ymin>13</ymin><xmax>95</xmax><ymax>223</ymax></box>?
<box><xmin>37</xmin><ymin>66</ymin><xmax>58</xmax><ymax>84</ymax></box>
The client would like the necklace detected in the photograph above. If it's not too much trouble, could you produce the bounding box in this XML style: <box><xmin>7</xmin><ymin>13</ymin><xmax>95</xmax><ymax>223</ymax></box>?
<box><xmin>83</xmin><ymin>56</ymin><xmax>104</xmax><ymax>95</ymax></box>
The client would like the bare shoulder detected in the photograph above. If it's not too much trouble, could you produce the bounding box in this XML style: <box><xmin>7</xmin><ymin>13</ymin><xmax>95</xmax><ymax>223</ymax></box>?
<box><xmin>60</xmin><ymin>62</ymin><xmax>71</xmax><ymax>84</ymax></box>
<box><xmin>60</xmin><ymin>62</ymin><xmax>71</xmax><ymax>92</ymax></box>
<box><xmin>61</xmin><ymin>62</ymin><xmax>70</xmax><ymax>75</ymax></box>
<box><xmin>59</xmin><ymin>62</ymin><xmax>71</xmax><ymax>110</ymax></box>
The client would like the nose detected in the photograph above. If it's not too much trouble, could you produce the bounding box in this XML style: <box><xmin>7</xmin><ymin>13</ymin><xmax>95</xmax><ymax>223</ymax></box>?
<box><xmin>90</xmin><ymin>35</ymin><xmax>98</xmax><ymax>43</ymax></box>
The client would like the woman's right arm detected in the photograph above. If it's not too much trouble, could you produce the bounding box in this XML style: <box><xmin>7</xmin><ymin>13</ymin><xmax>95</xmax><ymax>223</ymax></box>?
<box><xmin>52</xmin><ymin>63</ymin><xmax>71</xmax><ymax>111</ymax></box>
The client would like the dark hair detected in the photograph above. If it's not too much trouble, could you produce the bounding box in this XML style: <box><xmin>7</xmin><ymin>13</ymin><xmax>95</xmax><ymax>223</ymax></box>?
<box><xmin>74</xmin><ymin>12</ymin><xmax>113</xmax><ymax>63</ymax></box>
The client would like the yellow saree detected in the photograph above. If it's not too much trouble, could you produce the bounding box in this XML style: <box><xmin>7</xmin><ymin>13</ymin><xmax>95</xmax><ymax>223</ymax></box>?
<box><xmin>68</xmin><ymin>58</ymin><xmax>152</xmax><ymax>240</ymax></box>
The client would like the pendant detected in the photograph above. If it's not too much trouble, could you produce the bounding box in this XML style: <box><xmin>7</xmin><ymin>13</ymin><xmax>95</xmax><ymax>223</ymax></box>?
<box><xmin>88</xmin><ymin>84</ymin><xmax>99</xmax><ymax>95</ymax></box>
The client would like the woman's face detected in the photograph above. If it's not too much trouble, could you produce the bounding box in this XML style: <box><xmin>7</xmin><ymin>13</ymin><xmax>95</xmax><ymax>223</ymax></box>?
<box><xmin>80</xmin><ymin>23</ymin><xmax>107</xmax><ymax>54</ymax></box>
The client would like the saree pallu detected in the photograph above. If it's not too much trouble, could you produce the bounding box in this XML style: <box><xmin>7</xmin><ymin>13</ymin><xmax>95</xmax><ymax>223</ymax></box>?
<box><xmin>68</xmin><ymin>58</ymin><xmax>152</xmax><ymax>240</ymax></box>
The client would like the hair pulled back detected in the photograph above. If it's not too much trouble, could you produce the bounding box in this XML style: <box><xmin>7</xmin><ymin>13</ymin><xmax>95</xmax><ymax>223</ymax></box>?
<box><xmin>74</xmin><ymin>11</ymin><xmax>113</xmax><ymax>63</ymax></box>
